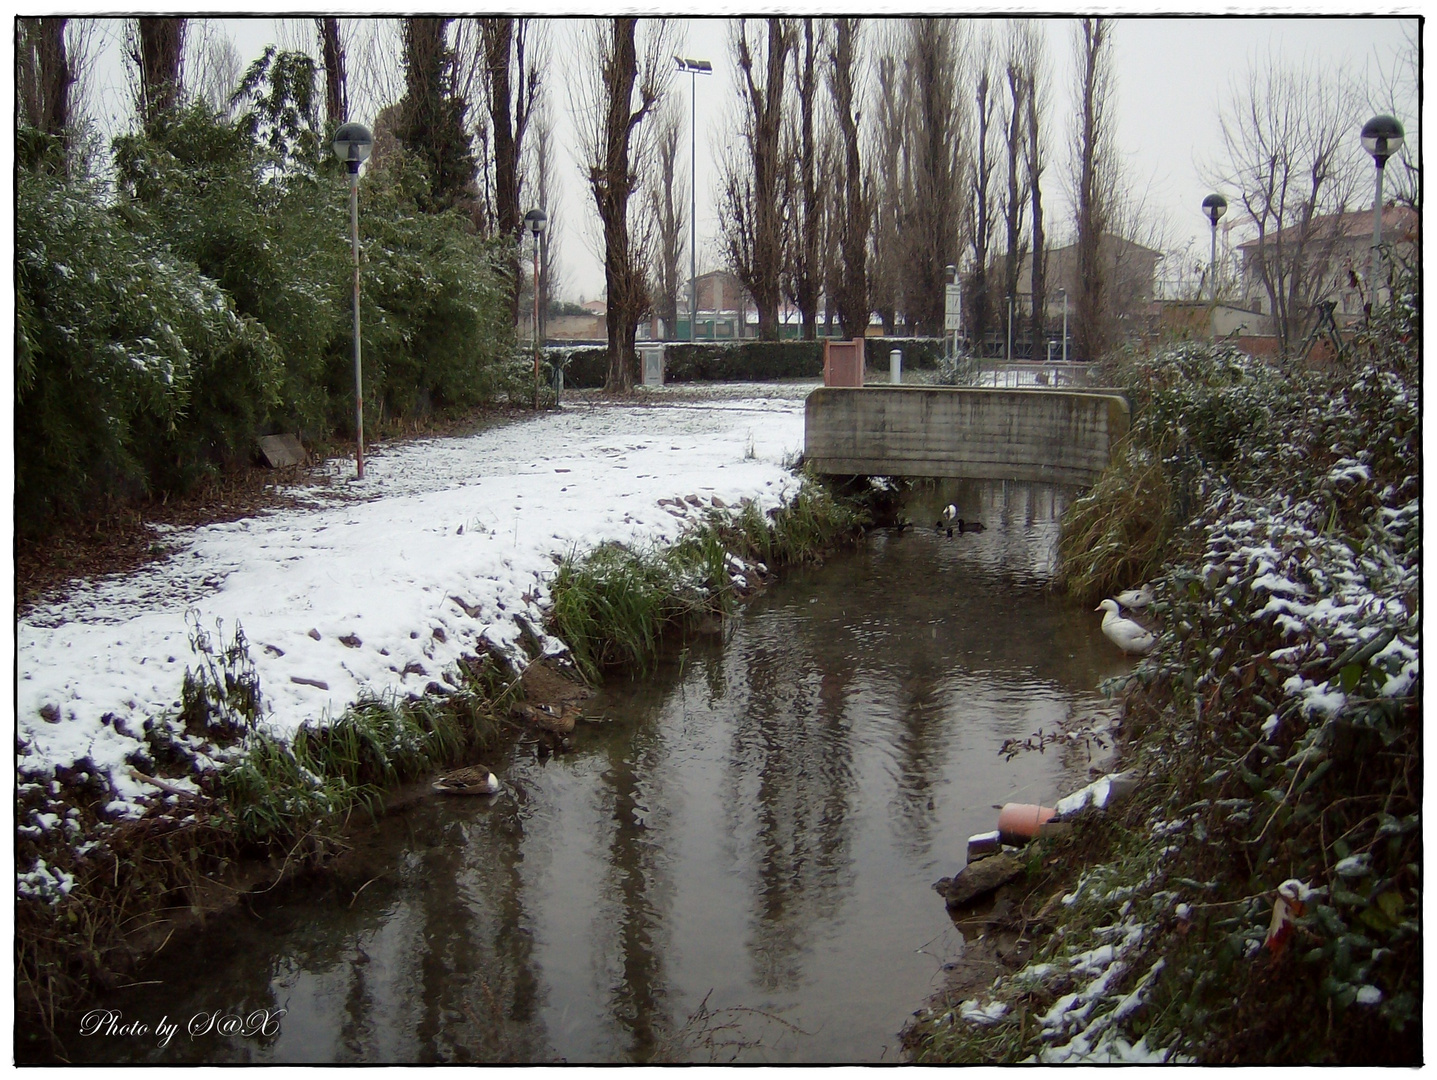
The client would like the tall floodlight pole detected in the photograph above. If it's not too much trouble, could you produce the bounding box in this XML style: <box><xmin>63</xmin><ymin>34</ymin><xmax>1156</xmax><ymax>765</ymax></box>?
<box><xmin>1202</xmin><ymin>194</ymin><xmax>1228</xmax><ymax>304</ymax></box>
<box><xmin>675</xmin><ymin>56</ymin><xmax>712</xmax><ymax>342</ymax></box>
<box><xmin>333</xmin><ymin>122</ymin><xmax>373</xmax><ymax>479</ymax></box>
<box><xmin>524</xmin><ymin>209</ymin><xmax>549</xmax><ymax>410</ymax></box>
<box><xmin>1361</xmin><ymin>115</ymin><xmax>1404</xmax><ymax>296</ymax></box>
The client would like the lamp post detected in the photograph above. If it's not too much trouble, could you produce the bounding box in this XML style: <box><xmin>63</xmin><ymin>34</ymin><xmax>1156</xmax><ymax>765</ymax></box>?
<box><xmin>1058</xmin><ymin>288</ymin><xmax>1068</xmax><ymax>363</ymax></box>
<box><xmin>524</xmin><ymin>208</ymin><xmax>548</xmax><ymax>410</ymax></box>
<box><xmin>1202</xmin><ymin>193</ymin><xmax>1227</xmax><ymax>303</ymax></box>
<box><xmin>1361</xmin><ymin>114</ymin><xmax>1404</xmax><ymax>293</ymax></box>
<box><xmin>675</xmin><ymin>56</ymin><xmax>712</xmax><ymax>343</ymax></box>
<box><xmin>944</xmin><ymin>264</ymin><xmax>958</xmax><ymax>357</ymax></box>
<box><xmin>332</xmin><ymin>122</ymin><xmax>373</xmax><ymax>480</ymax></box>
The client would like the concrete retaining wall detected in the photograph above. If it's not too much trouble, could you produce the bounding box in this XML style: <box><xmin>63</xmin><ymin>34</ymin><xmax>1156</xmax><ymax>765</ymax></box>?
<box><xmin>804</xmin><ymin>386</ymin><xmax>1129</xmax><ymax>486</ymax></box>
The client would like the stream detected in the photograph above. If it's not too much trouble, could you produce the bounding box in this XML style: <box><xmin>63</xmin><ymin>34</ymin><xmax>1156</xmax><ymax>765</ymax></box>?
<box><xmin>72</xmin><ymin>479</ymin><xmax>1135</xmax><ymax>1063</ymax></box>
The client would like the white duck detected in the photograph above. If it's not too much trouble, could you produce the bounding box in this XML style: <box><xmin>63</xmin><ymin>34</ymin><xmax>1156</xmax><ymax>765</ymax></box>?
<box><xmin>1114</xmin><ymin>583</ymin><xmax>1155</xmax><ymax>610</ymax></box>
<box><xmin>1096</xmin><ymin>599</ymin><xmax>1157</xmax><ymax>655</ymax></box>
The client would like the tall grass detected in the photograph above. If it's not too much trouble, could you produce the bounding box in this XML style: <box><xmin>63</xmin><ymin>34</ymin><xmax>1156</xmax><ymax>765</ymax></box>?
<box><xmin>550</xmin><ymin>476</ymin><xmax>869</xmax><ymax>681</ymax></box>
<box><xmin>16</xmin><ymin>641</ymin><xmax>521</xmax><ymax>1056</ymax></box>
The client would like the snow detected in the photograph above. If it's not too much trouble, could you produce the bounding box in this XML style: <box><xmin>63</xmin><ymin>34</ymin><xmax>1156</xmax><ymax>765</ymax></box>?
<box><xmin>959</xmin><ymin>999</ymin><xmax>1009</xmax><ymax>1025</ymax></box>
<box><xmin>1333</xmin><ymin>854</ymin><xmax>1372</xmax><ymax>878</ymax></box>
<box><xmin>15</xmin><ymin>384</ymin><xmax>813</xmax><ymax>816</ymax></box>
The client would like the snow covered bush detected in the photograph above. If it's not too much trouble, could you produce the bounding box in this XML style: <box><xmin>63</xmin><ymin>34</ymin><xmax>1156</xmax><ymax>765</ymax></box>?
<box><xmin>964</xmin><ymin>294</ymin><xmax>1422</xmax><ymax>1063</ymax></box>
<box><xmin>15</xmin><ymin>164</ymin><xmax>280</xmax><ymax>534</ymax></box>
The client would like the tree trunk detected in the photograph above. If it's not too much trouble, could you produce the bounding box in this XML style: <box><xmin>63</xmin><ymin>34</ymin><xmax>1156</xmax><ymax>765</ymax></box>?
<box><xmin>830</xmin><ymin>18</ymin><xmax>869</xmax><ymax>340</ymax></box>
<box><xmin>400</xmin><ymin>18</ymin><xmax>478</xmax><ymax>213</ymax></box>
<box><xmin>792</xmin><ymin>19</ymin><xmax>821</xmax><ymax>341</ymax></box>
<box><xmin>18</xmin><ymin>18</ymin><xmax>73</xmax><ymax>139</ymax></box>
<box><xmin>136</xmin><ymin>17</ymin><xmax>186</xmax><ymax>132</ymax></box>
<box><xmin>318</xmin><ymin>17</ymin><xmax>346</xmax><ymax>125</ymax></box>
<box><xmin>971</xmin><ymin>63</ymin><xmax>995</xmax><ymax>351</ymax></box>
<box><xmin>725</xmin><ymin>18</ymin><xmax>789</xmax><ymax>341</ymax></box>
<box><xmin>483</xmin><ymin>18</ymin><xmax>521</xmax><ymax>322</ymax></box>
<box><xmin>1073</xmin><ymin>17</ymin><xmax>1111</xmax><ymax>363</ymax></box>
<box><xmin>1026</xmin><ymin>63</ymin><xmax>1047</xmax><ymax>362</ymax></box>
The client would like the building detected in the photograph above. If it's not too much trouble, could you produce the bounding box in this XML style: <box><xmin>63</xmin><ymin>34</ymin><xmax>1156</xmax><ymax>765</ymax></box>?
<box><xmin>674</xmin><ymin>271</ymin><xmax>754</xmax><ymax>340</ymax></box>
<box><xmin>1234</xmin><ymin>203</ymin><xmax>1418</xmax><ymax>325</ymax></box>
<box><xmin>1019</xmin><ymin>235</ymin><xmax>1163</xmax><ymax>320</ymax></box>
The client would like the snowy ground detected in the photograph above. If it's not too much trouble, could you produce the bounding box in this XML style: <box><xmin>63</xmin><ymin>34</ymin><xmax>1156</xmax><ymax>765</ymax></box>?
<box><xmin>15</xmin><ymin>383</ymin><xmax>814</xmax><ymax>816</ymax></box>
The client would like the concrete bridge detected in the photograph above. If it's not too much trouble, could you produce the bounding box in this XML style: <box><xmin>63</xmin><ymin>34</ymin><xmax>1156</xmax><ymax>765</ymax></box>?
<box><xmin>803</xmin><ymin>386</ymin><xmax>1129</xmax><ymax>486</ymax></box>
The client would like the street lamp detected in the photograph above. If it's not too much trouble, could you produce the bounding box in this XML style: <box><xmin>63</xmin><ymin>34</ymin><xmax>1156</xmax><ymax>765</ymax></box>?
<box><xmin>675</xmin><ymin>56</ymin><xmax>712</xmax><ymax>343</ymax></box>
<box><xmin>1202</xmin><ymin>193</ymin><xmax>1227</xmax><ymax>303</ymax></box>
<box><xmin>332</xmin><ymin>121</ymin><xmax>373</xmax><ymax>479</ymax></box>
<box><xmin>524</xmin><ymin>208</ymin><xmax>548</xmax><ymax>410</ymax></box>
<box><xmin>1361</xmin><ymin>114</ymin><xmax>1404</xmax><ymax>289</ymax></box>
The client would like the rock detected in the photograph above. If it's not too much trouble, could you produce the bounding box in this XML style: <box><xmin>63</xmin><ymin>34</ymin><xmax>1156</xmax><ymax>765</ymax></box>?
<box><xmin>39</xmin><ymin>703</ymin><xmax>60</xmax><ymax>724</ymax></box>
<box><xmin>967</xmin><ymin>830</ymin><xmax>1003</xmax><ymax>862</ymax></box>
<box><xmin>339</xmin><ymin>634</ymin><xmax>362</xmax><ymax>649</ymax></box>
<box><xmin>432</xmin><ymin>627</ymin><xmax>447</xmax><ymax>643</ymax></box>
<box><xmin>942</xmin><ymin>852</ymin><xmax>1026</xmax><ymax>908</ymax></box>
<box><xmin>308</xmin><ymin>628</ymin><xmax>322</xmax><ymax>640</ymax></box>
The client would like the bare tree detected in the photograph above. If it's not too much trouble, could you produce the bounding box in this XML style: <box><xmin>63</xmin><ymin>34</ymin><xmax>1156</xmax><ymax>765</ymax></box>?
<box><xmin>186</xmin><ymin>20</ymin><xmax>243</xmax><ymax>117</ymax></box>
<box><xmin>646</xmin><ymin>97</ymin><xmax>687</xmax><ymax>340</ymax></box>
<box><xmin>828</xmin><ymin>17</ymin><xmax>868</xmax><ymax>339</ymax></box>
<box><xmin>1019</xmin><ymin>21</ymin><xmax>1049</xmax><ymax>359</ymax></box>
<box><xmin>780</xmin><ymin>18</ymin><xmax>826</xmax><ymax>340</ymax></box>
<box><xmin>868</xmin><ymin>44</ymin><xmax>906</xmax><ymax>335</ymax></box>
<box><xmin>131</xmin><ymin>16</ymin><xmax>187</xmax><ymax>131</ymax></box>
<box><xmin>528</xmin><ymin>94</ymin><xmax>563</xmax><ymax>339</ymax></box>
<box><xmin>349</xmin><ymin>19</ymin><xmax>406</xmax><ymax>127</ymax></box>
<box><xmin>1211</xmin><ymin>57</ymin><xmax>1359</xmax><ymax>353</ymax></box>
<box><xmin>720</xmin><ymin>17</ymin><xmax>792</xmax><ymax>340</ymax></box>
<box><xmin>476</xmin><ymin>17</ymin><xmax>541</xmax><ymax>317</ymax></box>
<box><xmin>1365</xmin><ymin>24</ymin><xmax>1419</xmax><ymax>211</ymax></box>
<box><xmin>1001</xmin><ymin>25</ymin><xmax>1030</xmax><ymax>352</ymax></box>
<box><xmin>967</xmin><ymin>38</ymin><xmax>998</xmax><ymax>348</ymax></box>
<box><xmin>904</xmin><ymin>17</ymin><xmax>966</xmax><ymax>337</ymax></box>
<box><xmin>1071</xmin><ymin>17</ymin><xmax>1117</xmax><ymax>361</ymax></box>
<box><xmin>572</xmin><ymin>18</ymin><xmax>674</xmax><ymax>391</ymax></box>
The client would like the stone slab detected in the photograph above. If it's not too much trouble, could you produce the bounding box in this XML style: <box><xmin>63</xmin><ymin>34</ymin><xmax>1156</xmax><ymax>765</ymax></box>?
<box><xmin>258</xmin><ymin>434</ymin><xmax>306</xmax><ymax>468</ymax></box>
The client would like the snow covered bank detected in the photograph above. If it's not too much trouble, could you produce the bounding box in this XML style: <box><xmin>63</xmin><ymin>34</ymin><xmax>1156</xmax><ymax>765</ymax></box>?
<box><xmin>16</xmin><ymin>385</ymin><xmax>812</xmax><ymax>818</ymax></box>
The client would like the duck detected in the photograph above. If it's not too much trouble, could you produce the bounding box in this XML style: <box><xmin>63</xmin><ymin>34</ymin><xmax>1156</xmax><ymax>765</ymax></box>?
<box><xmin>512</xmin><ymin>701</ymin><xmax>578</xmax><ymax>734</ymax></box>
<box><xmin>1114</xmin><ymin>583</ymin><xmax>1155</xmax><ymax>610</ymax></box>
<box><xmin>432</xmin><ymin>765</ymin><xmax>502</xmax><ymax>796</ymax></box>
<box><xmin>1095</xmin><ymin>599</ymin><xmax>1156</xmax><ymax>655</ymax></box>
<box><xmin>955</xmin><ymin>518</ymin><xmax>986</xmax><ymax>533</ymax></box>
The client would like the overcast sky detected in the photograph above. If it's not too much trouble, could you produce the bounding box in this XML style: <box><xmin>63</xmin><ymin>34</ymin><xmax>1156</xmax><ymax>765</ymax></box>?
<box><xmin>74</xmin><ymin>11</ymin><xmax>1417</xmax><ymax>303</ymax></box>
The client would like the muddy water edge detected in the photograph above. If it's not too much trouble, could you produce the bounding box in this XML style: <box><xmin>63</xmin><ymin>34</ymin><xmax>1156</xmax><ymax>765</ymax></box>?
<box><xmin>61</xmin><ymin>479</ymin><xmax>1136</xmax><ymax>1064</ymax></box>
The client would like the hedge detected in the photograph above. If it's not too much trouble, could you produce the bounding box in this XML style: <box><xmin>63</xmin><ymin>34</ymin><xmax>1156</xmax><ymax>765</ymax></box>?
<box><xmin>549</xmin><ymin>337</ymin><xmax>950</xmax><ymax>389</ymax></box>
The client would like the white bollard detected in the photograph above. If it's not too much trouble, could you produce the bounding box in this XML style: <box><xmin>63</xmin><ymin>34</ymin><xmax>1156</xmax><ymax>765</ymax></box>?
<box><xmin>890</xmin><ymin>348</ymin><xmax>902</xmax><ymax>384</ymax></box>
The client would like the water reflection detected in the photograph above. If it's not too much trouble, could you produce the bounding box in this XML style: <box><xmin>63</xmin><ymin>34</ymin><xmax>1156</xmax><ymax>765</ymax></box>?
<box><xmin>76</xmin><ymin>480</ymin><xmax>1131</xmax><ymax>1065</ymax></box>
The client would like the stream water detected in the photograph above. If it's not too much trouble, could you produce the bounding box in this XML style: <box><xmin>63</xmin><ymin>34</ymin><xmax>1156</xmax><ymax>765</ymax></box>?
<box><xmin>72</xmin><ymin>479</ymin><xmax>1134</xmax><ymax>1064</ymax></box>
